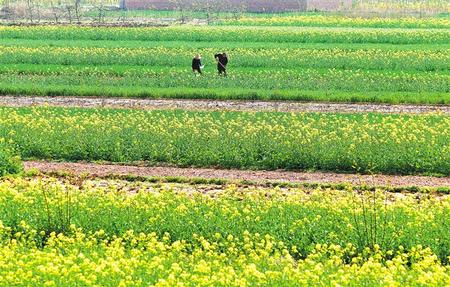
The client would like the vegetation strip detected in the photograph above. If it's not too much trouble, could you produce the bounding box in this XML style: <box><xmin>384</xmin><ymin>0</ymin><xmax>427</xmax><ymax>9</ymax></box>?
<box><xmin>1</xmin><ymin>106</ymin><xmax>448</xmax><ymax>175</ymax></box>
<box><xmin>2</xmin><ymin>25</ymin><xmax>449</xmax><ymax>44</ymax></box>
<box><xmin>0</xmin><ymin>25</ymin><xmax>448</xmax><ymax>104</ymax></box>
<box><xmin>0</xmin><ymin>176</ymin><xmax>449</xmax><ymax>285</ymax></box>
<box><xmin>217</xmin><ymin>14</ymin><xmax>450</xmax><ymax>28</ymax></box>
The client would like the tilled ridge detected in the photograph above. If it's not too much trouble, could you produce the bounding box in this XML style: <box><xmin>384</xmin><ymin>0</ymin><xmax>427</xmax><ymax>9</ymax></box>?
<box><xmin>1</xmin><ymin>96</ymin><xmax>449</xmax><ymax>114</ymax></box>
<box><xmin>25</xmin><ymin>161</ymin><xmax>450</xmax><ymax>188</ymax></box>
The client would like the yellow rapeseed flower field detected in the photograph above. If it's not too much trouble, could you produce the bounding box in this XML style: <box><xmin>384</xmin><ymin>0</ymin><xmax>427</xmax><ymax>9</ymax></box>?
<box><xmin>0</xmin><ymin>177</ymin><xmax>449</xmax><ymax>286</ymax></box>
<box><xmin>0</xmin><ymin>107</ymin><xmax>448</xmax><ymax>174</ymax></box>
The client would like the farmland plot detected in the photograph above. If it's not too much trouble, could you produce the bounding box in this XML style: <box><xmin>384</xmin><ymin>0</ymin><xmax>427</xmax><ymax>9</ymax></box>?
<box><xmin>0</xmin><ymin>12</ymin><xmax>449</xmax><ymax>287</ymax></box>
<box><xmin>0</xmin><ymin>24</ymin><xmax>448</xmax><ymax>104</ymax></box>
<box><xmin>0</xmin><ymin>176</ymin><xmax>449</xmax><ymax>286</ymax></box>
<box><xmin>0</xmin><ymin>106</ymin><xmax>448</xmax><ymax>175</ymax></box>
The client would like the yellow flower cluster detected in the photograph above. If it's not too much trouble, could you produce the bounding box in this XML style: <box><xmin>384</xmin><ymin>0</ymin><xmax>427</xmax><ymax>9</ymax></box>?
<box><xmin>0</xmin><ymin>177</ymin><xmax>449</xmax><ymax>286</ymax></box>
<box><xmin>222</xmin><ymin>14</ymin><xmax>450</xmax><ymax>28</ymax></box>
<box><xmin>1</xmin><ymin>229</ymin><xmax>449</xmax><ymax>286</ymax></box>
<box><xmin>0</xmin><ymin>107</ymin><xmax>448</xmax><ymax>174</ymax></box>
<box><xmin>354</xmin><ymin>0</ymin><xmax>450</xmax><ymax>13</ymax></box>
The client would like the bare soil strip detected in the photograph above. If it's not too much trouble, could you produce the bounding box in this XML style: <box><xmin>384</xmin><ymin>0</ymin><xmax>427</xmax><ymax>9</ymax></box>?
<box><xmin>1</xmin><ymin>96</ymin><xmax>449</xmax><ymax>114</ymax></box>
<box><xmin>25</xmin><ymin>161</ymin><xmax>450</xmax><ymax>188</ymax></box>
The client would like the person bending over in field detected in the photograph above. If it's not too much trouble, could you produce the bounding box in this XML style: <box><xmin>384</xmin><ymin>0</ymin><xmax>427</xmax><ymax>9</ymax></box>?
<box><xmin>215</xmin><ymin>52</ymin><xmax>228</xmax><ymax>76</ymax></box>
<box><xmin>192</xmin><ymin>54</ymin><xmax>204</xmax><ymax>75</ymax></box>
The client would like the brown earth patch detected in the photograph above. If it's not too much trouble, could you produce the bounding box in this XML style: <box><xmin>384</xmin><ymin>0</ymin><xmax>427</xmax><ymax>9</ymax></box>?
<box><xmin>25</xmin><ymin>161</ymin><xmax>450</xmax><ymax>188</ymax></box>
<box><xmin>1</xmin><ymin>96</ymin><xmax>448</xmax><ymax>114</ymax></box>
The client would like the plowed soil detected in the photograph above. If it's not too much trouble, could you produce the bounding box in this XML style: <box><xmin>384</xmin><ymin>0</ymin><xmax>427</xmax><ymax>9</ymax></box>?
<box><xmin>25</xmin><ymin>161</ymin><xmax>450</xmax><ymax>188</ymax></box>
<box><xmin>1</xmin><ymin>96</ymin><xmax>449</xmax><ymax>114</ymax></box>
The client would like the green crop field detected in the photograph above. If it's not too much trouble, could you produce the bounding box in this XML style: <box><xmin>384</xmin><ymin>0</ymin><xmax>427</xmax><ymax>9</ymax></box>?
<box><xmin>0</xmin><ymin>23</ymin><xmax>448</xmax><ymax>104</ymax></box>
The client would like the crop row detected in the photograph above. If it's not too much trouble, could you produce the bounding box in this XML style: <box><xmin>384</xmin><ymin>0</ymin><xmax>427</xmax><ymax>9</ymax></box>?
<box><xmin>354</xmin><ymin>0</ymin><xmax>449</xmax><ymax>13</ymax></box>
<box><xmin>0</xmin><ymin>64</ymin><xmax>450</xmax><ymax>104</ymax></box>
<box><xmin>1</xmin><ymin>42</ymin><xmax>447</xmax><ymax>103</ymax></box>
<box><xmin>1</xmin><ymin>45</ymin><xmax>447</xmax><ymax>72</ymax></box>
<box><xmin>0</xmin><ymin>177</ymin><xmax>449</xmax><ymax>286</ymax></box>
<box><xmin>0</xmin><ymin>67</ymin><xmax>447</xmax><ymax>96</ymax></box>
<box><xmin>5</xmin><ymin>38</ymin><xmax>446</xmax><ymax>51</ymax></box>
<box><xmin>0</xmin><ymin>107</ymin><xmax>448</xmax><ymax>175</ymax></box>
<box><xmin>0</xmin><ymin>46</ymin><xmax>450</xmax><ymax>71</ymax></box>
<box><xmin>218</xmin><ymin>14</ymin><xmax>450</xmax><ymax>29</ymax></box>
<box><xmin>1</xmin><ymin>26</ymin><xmax>449</xmax><ymax>44</ymax></box>
<box><xmin>4</xmin><ymin>83</ymin><xmax>446</xmax><ymax>104</ymax></box>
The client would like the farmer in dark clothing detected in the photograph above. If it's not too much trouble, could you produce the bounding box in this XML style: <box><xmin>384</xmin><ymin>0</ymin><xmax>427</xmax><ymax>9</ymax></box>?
<box><xmin>215</xmin><ymin>53</ymin><xmax>228</xmax><ymax>76</ymax></box>
<box><xmin>192</xmin><ymin>54</ymin><xmax>203</xmax><ymax>74</ymax></box>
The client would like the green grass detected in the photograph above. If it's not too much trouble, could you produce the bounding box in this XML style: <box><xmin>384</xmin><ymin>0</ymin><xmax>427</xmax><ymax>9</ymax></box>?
<box><xmin>2</xmin><ymin>26</ymin><xmax>449</xmax><ymax>44</ymax></box>
<box><xmin>0</xmin><ymin>62</ymin><xmax>447</xmax><ymax>104</ymax></box>
<box><xmin>2</xmin><ymin>45</ymin><xmax>447</xmax><ymax>71</ymax></box>
<box><xmin>0</xmin><ymin>64</ymin><xmax>446</xmax><ymax>92</ymax></box>
<box><xmin>0</xmin><ymin>84</ymin><xmax>446</xmax><ymax>105</ymax></box>
<box><xmin>3</xmin><ymin>38</ymin><xmax>448</xmax><ymax>50</ymax></box>
<box><xmin>3</xmin><ymin>85</ymin><xmax>448</xmax><ymax>104</ymax></box>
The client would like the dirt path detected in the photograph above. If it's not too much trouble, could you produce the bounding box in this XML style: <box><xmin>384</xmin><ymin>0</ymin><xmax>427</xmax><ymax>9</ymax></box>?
<box><xmin>1</xmin><ymin>96</ymin><xmax>449</xmax><ymax>114</ymax></box>
<box><xmin>25</xmin><ymin>161</ymin><xmax>450</xmax><ymax>188</ymax></box>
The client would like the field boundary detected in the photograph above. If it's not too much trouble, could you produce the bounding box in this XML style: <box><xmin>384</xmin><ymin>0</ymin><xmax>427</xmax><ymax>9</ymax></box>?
<box><xmin>1</xmin><ymin>96</ymin><xmax>449</xmax><ymax>114</ymax></box>
<box><xmin>25</xmin><ymin>161</ymin><xmax>450</xmax><ymax>188</ymax></box>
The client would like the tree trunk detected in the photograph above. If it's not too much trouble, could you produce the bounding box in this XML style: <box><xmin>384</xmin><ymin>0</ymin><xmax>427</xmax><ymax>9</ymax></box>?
<box><xmin>26</xmin><ymin>0</ymin><xmax>34</xmax><ymax>23</ymax></box>
<box><xmin>74</xmin><ymin>0</ymin><xmax>81</xmax><ymax>24</ymax></box>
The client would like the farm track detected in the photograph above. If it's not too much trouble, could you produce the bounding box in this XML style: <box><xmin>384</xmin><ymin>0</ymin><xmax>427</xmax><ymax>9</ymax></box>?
<box><xmin>25</xmin><ymin>161</ymin><xmax>450</xmax><ymax>188</ymax></box>
<box><xmin>1</xmin><ymin>96</ymin><xmax>449</xmax><ymax>114</ymax></box>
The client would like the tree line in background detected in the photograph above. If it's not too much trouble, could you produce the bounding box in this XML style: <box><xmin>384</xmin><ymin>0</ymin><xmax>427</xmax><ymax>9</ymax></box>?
<box><xmin>0</xmin><ymin>0</ymin><xmax>118</xmax><ymax>23</ymax></box>
<box><xmin>0</xmin><ymin>0</ymin><xmax>448</xmax><ymax>24</ymax></box>
<box><xmin>0</xmin><ymin>0</ymin><xmax>257</xmax><ymax>24</ymax></box>
<box><xmin>167</xmin><ymin>0</ymin><xmax>255</xmax><ymax>24</ymax></box>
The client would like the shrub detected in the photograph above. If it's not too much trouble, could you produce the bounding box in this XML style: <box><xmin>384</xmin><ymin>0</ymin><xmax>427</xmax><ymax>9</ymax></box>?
<box><xmin>0</xmin><ymin>139</ymin><xmax>23</xmax><ymax>176</ymax></box>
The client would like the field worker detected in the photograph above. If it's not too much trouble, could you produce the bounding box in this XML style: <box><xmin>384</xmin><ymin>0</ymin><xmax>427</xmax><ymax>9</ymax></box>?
<box><xmin>192</xmin><ymin>54</ymin><xmax>204</xmax><ymax>75</ymax></box>
<box><xmin>215</xmin><ymin>52</ymin><xmax>228</xmax><ymax>76</ymax></box>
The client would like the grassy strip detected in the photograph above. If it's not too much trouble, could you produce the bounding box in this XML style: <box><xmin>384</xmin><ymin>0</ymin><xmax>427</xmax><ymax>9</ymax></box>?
<box><xmin>0</xmin><ymin>67</ymin><xmax>446</xmax><ymax>96</ymax></box>
<box><xmin>8</xmin><ymin>48</ymin><xmax>450</xmax><ymax>74</ymax></box>
<box><xmin>0</xmin><ymin>106</ymin><xmax>448</xmax><ymax>175</ymax></box>
<box><xmin>1</xmin><ymin>63</ymin><xmax>448</xmax><ymax>76</ymax></box>
<box><xmin>0</xmin><ymin>25</ymin><xmax>447</xmax><ymax>105</ymax></box>
<box><xmin>217</xmin><ymin>14</ymin><xmax>450</xmax><ymax>29</ymax></box>
<box><xmin>1</xmin><ymin>84</ymin><xmax>449</xmax><ymax>105</ymax></box>
<box><xmin>2</xmin><ymin>38</ymin><xmax>449</xmax><ymax>51</ymax></box>
<box><xmin>1</xmin><ymin>45</ymin><xmax>446</xmax><ymax>72</ymax></box>
<box><xmin>1</xmin><ymin>25</ymin><xmax>449</xmax><ymax>44</ymax></box>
